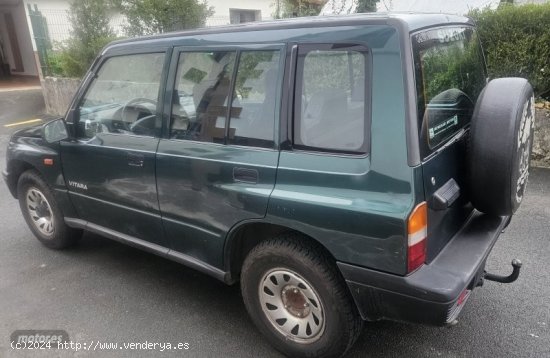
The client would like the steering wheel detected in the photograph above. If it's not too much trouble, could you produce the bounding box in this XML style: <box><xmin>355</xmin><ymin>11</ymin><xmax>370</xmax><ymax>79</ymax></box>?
<box><xmin>129</xmin><ymin>114</ymin><xmax>157</xmax><ymax>134</ymax></box>
<box><xmin>120</xmin><ymin>97</ymin><xmax>158</xmax><ymax>123</ymax></box>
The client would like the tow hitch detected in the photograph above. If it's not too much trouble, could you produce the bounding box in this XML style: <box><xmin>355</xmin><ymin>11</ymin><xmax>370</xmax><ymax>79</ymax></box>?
<box><xmin>480</xmin><ymin>259</ymin><xmax>522</xmax><ymax>285</ymax></box>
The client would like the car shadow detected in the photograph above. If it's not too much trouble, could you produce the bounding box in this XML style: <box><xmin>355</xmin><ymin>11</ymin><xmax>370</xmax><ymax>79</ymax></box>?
<box><xmin>62</xmin><ymin>230</ymin><xmax>521</xmax><ymax>358</ymax></box>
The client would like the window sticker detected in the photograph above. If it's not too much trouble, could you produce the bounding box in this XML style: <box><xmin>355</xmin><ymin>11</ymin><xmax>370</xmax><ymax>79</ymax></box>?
<box><xmin>429</xmin><ymin>115</ymin><xmax>458</xmax><ymax>139</ymax></box>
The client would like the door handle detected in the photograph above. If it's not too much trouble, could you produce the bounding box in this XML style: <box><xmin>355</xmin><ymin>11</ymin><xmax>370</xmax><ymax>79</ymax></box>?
<box><xmin>431</xmin><ymin>178</ymin><xmax>460</xmax><ymax>210</ymax></box>
<box><xmin>233</xmin><ymin>167</ymin><xmax>258</xmax><ymax>184</ymax></box>
<box><xmin>128</xmin><ymin>153</ymin><xmax>144</xmax><ymax>167</ymax></box>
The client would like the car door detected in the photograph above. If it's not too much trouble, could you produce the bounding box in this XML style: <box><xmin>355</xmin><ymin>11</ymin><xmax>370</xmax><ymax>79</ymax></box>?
<box><xmin>61</xmin><ymin>51</ymin><xmax>169</xmax><ymax>247</ymax></box>
<box><xmin>156</xmin><ymin>45</ymin><xmax>285</xmax><ymax>268</ymax></box>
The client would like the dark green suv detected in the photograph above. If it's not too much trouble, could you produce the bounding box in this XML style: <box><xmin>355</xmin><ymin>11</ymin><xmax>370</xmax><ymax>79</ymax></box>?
<box><xmin>3</xmin><ymin>13</ymin><xmax>535</xmax><ymax>358</ymax></box>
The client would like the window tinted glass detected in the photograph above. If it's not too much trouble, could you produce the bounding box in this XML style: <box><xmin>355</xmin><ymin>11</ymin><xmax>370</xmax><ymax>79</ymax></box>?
<box><xmin>295</xmin><ymin>46</ymin><xmax>367</xmax><ymax>153</ymax></box>
<box><xmin>413</xmin><ymin>27</ymin><xmax>486</xmax><ymax>150</ymax></box>
<box><xmin>77</xmin><ymin>53</ymin><xmax>165</xmax><ymax>139</ymax></box>
<box><xmin>228</xmin><ymin>50</ymin><xmax>281</xmax><ymax>148</ymax></box>
<box><xmin>171</xmin><ymin>51</ymin><xmax>236</xmax><ymax>143</ymax></box>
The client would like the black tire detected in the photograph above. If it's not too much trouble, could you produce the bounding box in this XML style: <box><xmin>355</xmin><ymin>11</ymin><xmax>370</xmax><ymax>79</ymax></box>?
<box><xmin>17</xmin><ymin>169</ymin><xmax>82</xmax><ymax>249</ymax></box>
<box><xmin>469</xmin><ymin>78</ymin><xmax>535</xmax><ymax>216</ymax></box>
<box><xmin>240</xmin><ymin>233</ymin><xmax>362</xmax><ymax>358</ymax></box>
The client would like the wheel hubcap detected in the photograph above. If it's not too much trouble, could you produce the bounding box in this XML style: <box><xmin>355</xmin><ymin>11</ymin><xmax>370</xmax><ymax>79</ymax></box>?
<box><xmin>259</xmin><ymin>269</ymin><xmax>325</xmax><ymax>343</ymax></box>
<box><xmin>26</xmin><ymin>188</ymin><xmax>54</xmax><ymax>236</ymax></box>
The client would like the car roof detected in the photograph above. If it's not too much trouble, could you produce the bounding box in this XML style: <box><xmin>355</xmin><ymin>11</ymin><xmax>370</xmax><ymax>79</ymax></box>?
<box><xmin>106</xmin><ymin>12</ymin><xmax>473</xmax><ymax>50</ymax></box>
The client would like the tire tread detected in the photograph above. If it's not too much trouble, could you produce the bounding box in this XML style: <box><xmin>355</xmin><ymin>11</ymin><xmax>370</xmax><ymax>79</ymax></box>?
<box><xmin>241</xmin><ymin>232</ymin><xmax>362</xmax><ymax>358</ymax></box>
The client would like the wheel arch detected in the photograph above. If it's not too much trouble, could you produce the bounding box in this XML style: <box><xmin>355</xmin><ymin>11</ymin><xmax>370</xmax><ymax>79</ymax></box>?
<box><xmin>223</xmin><ymin>219</ymin><xmax>340</xmax><ymax>284</ymax></box>
<box><xmin>5</xmin><ymin>159</ymin><xmax>36</xmax><ymax>199</ymax></box>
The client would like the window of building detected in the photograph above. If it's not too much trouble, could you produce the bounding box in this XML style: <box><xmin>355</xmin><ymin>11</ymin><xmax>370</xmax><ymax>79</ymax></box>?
<box><xmin>229</xmin><ymin>9</ymin><xmax>261</xmax><ymax>24</ymax></box>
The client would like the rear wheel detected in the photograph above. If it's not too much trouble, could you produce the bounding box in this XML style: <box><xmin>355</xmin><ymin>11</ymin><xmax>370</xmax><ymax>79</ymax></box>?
<box><xmin>17</xmin><ymin>170</ymin><xmax>81</xmax><ymax>249</ymax></box>
<box><xmin>240</xmin><ymin>233</ymin><xmax>362</xmax><ymax>358</ymax></box>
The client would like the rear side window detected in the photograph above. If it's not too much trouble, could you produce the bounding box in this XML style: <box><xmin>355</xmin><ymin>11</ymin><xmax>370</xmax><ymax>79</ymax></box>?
<box><xmin>229</xmin><ymin>50</ymin><xmax>281</xmax><ymax>147</ymax></box>
<box><xmin>171</xmin><ymin>51</ymin><xmax>236</xmax><ymax>143</ymax></box>
<box><xmin>412</xmin><ymin>27</ymin><xmax>487</xmax><ymax>153</ymax></box>
<box><xmin>170</xmin><ymin>49</ymin><xmax>282</xmax><ymax>148</ymax></box>
<box><xmin>294</xmin><ymin>44</ymin><xmax>369</xmax><ymax>154</ymax></box>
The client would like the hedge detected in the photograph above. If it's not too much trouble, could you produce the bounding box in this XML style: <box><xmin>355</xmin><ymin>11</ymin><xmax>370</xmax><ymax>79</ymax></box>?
<box><xmin>470</xmin><ymin>3</ymin><xmax>550</xmax><ymax>100</ymax></box>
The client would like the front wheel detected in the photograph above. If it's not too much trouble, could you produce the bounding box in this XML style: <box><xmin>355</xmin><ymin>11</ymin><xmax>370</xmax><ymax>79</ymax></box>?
<box><xmin>17</xmin><ymin>170</ymin><xmax>82</xmax><ymax>249</ymax></box>
<box><xmin>241</xmin><ymin>233</ymin><xmax>362</xmax><ymax>358</ymax></box>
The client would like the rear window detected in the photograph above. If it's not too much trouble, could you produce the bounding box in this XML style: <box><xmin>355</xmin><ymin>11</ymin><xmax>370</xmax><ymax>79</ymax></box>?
<box><xmin>294</xmin><ymin>44</ymin><xmax>369</xmax><ymax>154</ymax></box>
<box><xmin>412</xmin><ymin>27</ymin><xmax>487</xmax><ymax>153</ymax></box>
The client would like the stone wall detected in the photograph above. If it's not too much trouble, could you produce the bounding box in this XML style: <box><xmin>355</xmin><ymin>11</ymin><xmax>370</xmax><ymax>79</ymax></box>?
<box><xmin>533</xmin><ymin>107</ymin><xmax>550</xmax><ymax>168</ymax></box>
<box><xmin>41</xmin><ymin>77</ymin><xmax>158</xmax><ymax>117</ymax></box>
<box><xmin>41</xmin><ymin>77</ymin><xmax>81</xmax><ymax>117</ymax></box>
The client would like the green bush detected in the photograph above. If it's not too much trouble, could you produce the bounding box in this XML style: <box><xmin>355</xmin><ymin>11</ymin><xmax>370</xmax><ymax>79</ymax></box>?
<box><xmin>273</xmin><ymin>0</ymin><xmax>323</xmax><ymax>18</ymax></box>
<box><xmin>117</xmin><ymin>0</ymin><xmax>214</xmax><ymax>37</ymax></box>
<box><xmin>470</xmin><ymin>3</ymin><xmax>550</xmax><ymax>99</ymax></box>
<box><xmin>54</xmin><ymin>36</ymin><xmax>116</xmax><ymax>77</ymax></box>
<box><xmin>46</xmin><ymin>50</ymin><xmax>65</xmax><ymax>77</ymax></box>
<box><xmin>48</xmin><ymin>0</ymin><xmax>118</xmax><ymax>78</ymax></box>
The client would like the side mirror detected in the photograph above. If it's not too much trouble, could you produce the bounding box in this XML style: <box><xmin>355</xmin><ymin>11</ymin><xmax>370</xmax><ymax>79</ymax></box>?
<box><xmin>42</xmin><ymin>118</ymin><xmax>69</xmax><ymax>143</ymax></box>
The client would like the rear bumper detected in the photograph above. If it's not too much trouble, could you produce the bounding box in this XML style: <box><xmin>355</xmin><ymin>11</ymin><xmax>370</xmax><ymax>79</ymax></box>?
<box><xmin>338</xmin><ymin>212</ymin><xmax>511</xmax><ymax>326</ymax></box>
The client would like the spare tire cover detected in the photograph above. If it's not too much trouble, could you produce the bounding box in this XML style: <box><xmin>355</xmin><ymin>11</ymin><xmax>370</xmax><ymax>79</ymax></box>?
<box><xmin>469</xmin><ymin>78</ymin><xmax>535</xmax><ymax>216</ymax></box>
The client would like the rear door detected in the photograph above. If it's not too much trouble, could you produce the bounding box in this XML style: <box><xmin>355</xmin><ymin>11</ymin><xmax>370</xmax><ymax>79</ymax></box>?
<box><xmin>156</xmin><ymin>45</ymin><xmax>284</xmax><ymax>268</ymax></box>
<box><xmin>412</xmin><ymin>26</ymin><xmax>488</xmax><ymax>261</ymax></box>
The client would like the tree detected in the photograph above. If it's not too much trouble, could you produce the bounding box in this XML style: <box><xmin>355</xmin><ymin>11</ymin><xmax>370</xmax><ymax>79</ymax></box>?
<box><xmin>301</xmin><ymin>0</ymin><xmax>380</xmax><ymax>17</ymax></box>
<box><xmin>274</xmin><ymin>0</ymin><xmax>324</xmax><ymax>18</ymax></box>
<box><xmin>356</xmin><ymin>0</ymin><xmax>379</xmax><ymax>12</ymax></box>
<box><xmin>117</xmin><ymin>0</ymin><xmax>214</xmax><ymax>37</ymax></box>
<box><xmin>53</xmin><ymin>0</ymin><xmax>117</xmax><ymax>77</ymax></box>
<box><xmin>68</xmin><ymin>0</ymin><xmax>115</xmax><ymax>48</ymax></box>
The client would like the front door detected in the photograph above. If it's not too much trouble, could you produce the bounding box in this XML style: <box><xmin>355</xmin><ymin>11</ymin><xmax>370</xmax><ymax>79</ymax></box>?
<box><xmin>156</xmin><ymin>46</ymin><xmax>284</xmax><ymax>268</ymax></box>
<box><xmin>61</xmin><ymin>51</ymin><xmax>168</xmax><ymax>247</ymax></box>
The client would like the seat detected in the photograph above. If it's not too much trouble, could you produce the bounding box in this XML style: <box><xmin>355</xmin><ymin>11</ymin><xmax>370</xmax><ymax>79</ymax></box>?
<box><xmin>302</xmin><ymin>89</ymin><xmax>347</xmax><ymax>147</ymax></box>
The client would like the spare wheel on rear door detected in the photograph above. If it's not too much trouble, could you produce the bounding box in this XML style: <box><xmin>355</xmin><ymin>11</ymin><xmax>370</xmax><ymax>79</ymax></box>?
<box><xmin>468</xmin><ymin>78</ymin><xmax>535</xmax><ymax>216</ymax></box>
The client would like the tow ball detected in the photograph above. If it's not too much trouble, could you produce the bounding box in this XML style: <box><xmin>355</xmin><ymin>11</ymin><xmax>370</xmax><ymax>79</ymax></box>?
<box><xmin>479</xmin><ymin>259</ymin><xmax>522</xmax><ymax>286</ymax></box>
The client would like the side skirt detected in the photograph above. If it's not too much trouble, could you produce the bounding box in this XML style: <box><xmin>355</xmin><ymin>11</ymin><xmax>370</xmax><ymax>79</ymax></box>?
<box><xmin>64</xmin><ymin>217</ymin><xmax>231</xmax><ymax>284</ymax></box>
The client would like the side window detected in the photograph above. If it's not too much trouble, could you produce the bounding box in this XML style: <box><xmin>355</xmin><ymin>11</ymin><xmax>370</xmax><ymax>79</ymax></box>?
<box><xmin>228</xmin><ymin>50</ymin><xmax>281</xmax><ymax>148</ymax></box>
<box><xmin>171</xmin><ymin>51</ymin><xmax>236</xmax><ymax>143</ymax></box>
<box><xmin>295</xmin><ymin>44</ymin><xmax>368</xmax><ymax>153</ymax></box>
<box><xmin>77</xmin><ymin>53</ymin><xmax>165</xmax><ymax>139</ymax></box>
<box><xmin>170</xmin><ymin>49</ymin><xmax>281</xmax><ymax>148</ymax></box>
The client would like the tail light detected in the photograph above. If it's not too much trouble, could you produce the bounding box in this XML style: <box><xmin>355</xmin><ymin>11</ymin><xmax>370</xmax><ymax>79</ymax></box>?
<box><xmin>407</xmin><ymin>201</ymin><xmax>427</xmax><ymax>273</ymax></box>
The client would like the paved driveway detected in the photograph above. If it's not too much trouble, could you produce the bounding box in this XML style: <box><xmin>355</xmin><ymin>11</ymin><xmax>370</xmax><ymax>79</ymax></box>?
<box><xmin>0</xmin><ymin>90</ymin><xmax>548</xmax><ymax>357</ymax></box>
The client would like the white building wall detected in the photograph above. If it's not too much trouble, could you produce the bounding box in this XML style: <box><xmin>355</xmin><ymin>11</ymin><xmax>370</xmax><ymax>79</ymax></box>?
<box><xmin>206</xmin><ymin>0</ymin><xmax>274</xmax><ymax>26</ymax></box>
<box><xmin>27</xmin><ymin>0</ymin><xmax>275</xmax><ymax>42</ymax></box>
<box><xmin>376</xmin><ymin>0</ymin><xmax>500</xmax><ymax>14</ymax></box>
<box><xmin>24</xmin><ymin>0</ymin><xmax>70</xmax><ymax>44</ymax></box>
<box><xmin>0</xmin><ymin>1</ymin><xmax>37</xmax><ymax>76</ymax></box>
<box><xmin>24</xmin><ymin>0</ymin><xmax>125</xmax><ymax>45</ymax></box>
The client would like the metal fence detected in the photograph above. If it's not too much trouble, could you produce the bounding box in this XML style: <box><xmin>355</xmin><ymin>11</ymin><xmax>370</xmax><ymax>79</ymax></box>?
<box><xmin>39</xmin><ymin>8</ymin><xmax>127</xmax><ymax>47</ymax></box>
<box><xmin>37</xmin><ymin>8</ymin><xmax>239</xmax><ymax>47</ymax></box>
<box><xmin>33</xmin><ymin>7</ymin><xmax>261</xmax><ymax>76</ymax></box>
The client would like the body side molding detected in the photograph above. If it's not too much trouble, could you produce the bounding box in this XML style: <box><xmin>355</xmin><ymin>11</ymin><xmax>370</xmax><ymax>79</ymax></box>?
<box><xmin>64</xmin><ymin>217</ymin><xmax>230</xmax><ymax>283</ymax></box>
